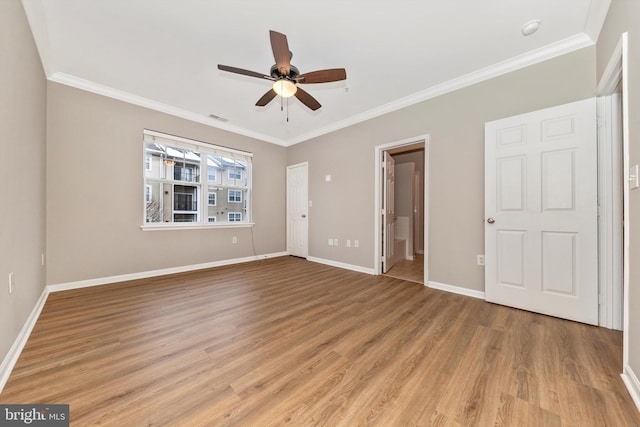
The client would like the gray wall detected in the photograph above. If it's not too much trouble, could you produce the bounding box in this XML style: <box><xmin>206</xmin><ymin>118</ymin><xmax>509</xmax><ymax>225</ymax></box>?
<box><xmin>596</xmin><ymin>0</ymin><xmax>640</xmax><ymax>386</ymax></box>
<box><xmin>0</xmin><ymin>1</ymin><xmax>47</xmax><ymax>361</ymax></box>
<box><xmin>288</xmin><ymin>46</ymin><xmax>596</xmax><ymax>291</ymax></box>
<box><xmin>46</xmin><ymin>83</ymin><xmax>287</xmax><ymax>285</ymax></box>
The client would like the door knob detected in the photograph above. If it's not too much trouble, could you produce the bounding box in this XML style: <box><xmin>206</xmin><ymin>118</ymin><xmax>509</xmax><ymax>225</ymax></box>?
<box><xmin>487</xmin><ymin>217</ymin><xmax>495</xmax><ymax>224</ymax></box>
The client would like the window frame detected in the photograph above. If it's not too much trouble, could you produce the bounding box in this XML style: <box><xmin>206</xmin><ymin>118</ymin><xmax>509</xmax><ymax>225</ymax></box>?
<box><xmin>228</xmin><ymin>212</ymin><xmax>242</xmax><ymax>222</ymax></box>
<box><xmin>228</xmin><ymin>169</ymin><xmax>242</xmax><ymax>180</ymax></box>
<box><xmin>208</xmin><ymin>192</ymin><xmax>217</xmax><ymax>206</ymax></box>
<box><xmin>228</xmin><ymin>189</ymin><xmax>243</xmax><ymax>203</ymax></box>
<box><xmin>142</xmin><ymin>130</ymin><xmax>253</xmax><ymax>230</ymax></box>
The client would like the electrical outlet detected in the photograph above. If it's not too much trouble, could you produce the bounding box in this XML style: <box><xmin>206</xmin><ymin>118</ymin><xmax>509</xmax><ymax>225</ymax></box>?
<box><xmin>333</xmin><ymin>239</ymin><xmax>339</xmax><ymax>246</ymax></box>
<box><xmin>41</xmin><ymin>253</ymin><xmax>45</xmax><ymax>266</ymax></box>
<box><xmin>477</xmin><ymin>255</ymin><xmax>485</xmax><ymax>266</ymax></box>
<box><xmin>354</xmin><ymin>240</ymin><xmax>359</xmax><ymax>248</ymax></box>
<box><xmin>328</xmin><ymin>238</ymin><xmax>333</xmax><ymax>246</ymax></box>
<box><xmin>346</xmin><ymin>240</ymin><xmax>351</xmax><ymax>247</ymax></box>
<box><xmin>9</xmin><ymin>273</ymin><xmax>14</xmax><ymax>294</ymax></box>
<box><xmin>232</xmin><ymin>236</ymin><xmax>238</xmax><ymax>244</ymax></box>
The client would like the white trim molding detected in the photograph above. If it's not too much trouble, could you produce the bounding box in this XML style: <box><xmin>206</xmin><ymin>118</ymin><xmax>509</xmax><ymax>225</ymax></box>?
<box><xmin>47</xmin><ymin>252</ymin><xmax>287</xmax><ymax>293</ymax></box>
<box><xmin>621</xmin><ymin>365</ymin><xmax>640</xmax><ymax>413</ymax></box>
<box><xmin>289</xmin><ymin>34</ymin><xmax>594</xmax><ymax>145</ymax></box>
<box><xmin>0</xmin><ymin>252</ymin><xmax>287</xmax><ymax>393</ymax></box>
<box><xmin>49</xmin><ymin>73</ymin><xmax>286</xmax><ymax>147</ymax></box>
<box><xmin>428</xmin><ymin>281</ymin><xmax>485</xmax><ymax>300</ymax></box>
<box><xmin>307</xmin><ymin>256</ymin><xmax>376</xmax><ymax>275</ymax></box>
<box><xmin>0</xmin><ymin>288</ymin><xmax>49</xmax><ymax>394</ymax></box>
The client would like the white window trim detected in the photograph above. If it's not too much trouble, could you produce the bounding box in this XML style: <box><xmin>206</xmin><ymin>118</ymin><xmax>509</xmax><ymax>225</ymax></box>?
<box><xmin>145</xmin><ymin>154</ymin><xmax>152</xmax><ymax>171</ymax></box>
<box><xmin>145</xmin><ymin>185</ymin><xmax>152</xmax><ymax>203</ymax></box>
<box><xmin>207</xmin><ymin>216</ymin><xmax>217</xmax><ymax>223</ymax></box>
<box><xmin>228</xmin><ymin>189</ymin><xmax>243</xmax><ymax>203</ymax></box>
<box><xmin>208</xmin><ymin>192</ymin><xmax>217</xmax><ymax>206</ymax></box>
<box><xmin>228</xmin><ymin>212</ymin><xmax>242</xmax><ymax>222</ymax></box>
<box><xmin>208</xmin><ymin>166</ymin><xmax>217</xmax><ymax>182</ymax></box>
<box><xmin>143</xmin><ymin>129</ymin><xmax>252</xmax><ymax>230</ymax></box>
<box><xmin>228</xmin><ymin>169</ymin><xmax>242</xmax><ymax>180</ymax></box>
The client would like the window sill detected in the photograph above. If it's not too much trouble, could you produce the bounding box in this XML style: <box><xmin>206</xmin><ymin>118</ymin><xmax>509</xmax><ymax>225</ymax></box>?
<box><xmin>141</xmin><ymin>222</ymin><xmax>255</xmax><ymax>231</ymax></box>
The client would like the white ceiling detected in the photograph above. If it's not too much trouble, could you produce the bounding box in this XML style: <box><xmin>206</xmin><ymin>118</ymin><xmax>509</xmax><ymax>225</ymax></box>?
<box><xmin>22</xmin><ymin>0</ymin><xmax>610</xmax><ymax>146</ymax></box>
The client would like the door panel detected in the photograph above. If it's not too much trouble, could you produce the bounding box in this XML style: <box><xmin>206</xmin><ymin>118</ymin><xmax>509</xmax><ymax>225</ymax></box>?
<box><xmin>287</xmin><ymin>163</ymin><xmax>308</xmax><ymax>258</ymax></box>
<box><xmin>485</xmin><ymin>98</ymin><xmax>598</xmax><ymax>325</ymax></box>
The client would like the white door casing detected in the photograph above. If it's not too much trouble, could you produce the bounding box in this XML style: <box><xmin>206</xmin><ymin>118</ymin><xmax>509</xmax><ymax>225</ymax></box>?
<box><xmin>382</xmin><ymin>152</ymin><xmax>396</xmax><ymax>273</ymax></box>
<box><xmin>484</xmin><ymin>98</ymin><xmax>598</xmax><ymax>325</ymax></box>
<box><xmin>287</xmin><ymin>162</ymin><xmax>308</xmax><ymax>258</ymax></box>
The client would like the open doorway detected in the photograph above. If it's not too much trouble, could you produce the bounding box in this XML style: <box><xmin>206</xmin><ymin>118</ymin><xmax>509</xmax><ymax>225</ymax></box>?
<box><xmin>374</xmin><ymin>135</ymin><xmax>429</xmax><ymax>284</ymax></box>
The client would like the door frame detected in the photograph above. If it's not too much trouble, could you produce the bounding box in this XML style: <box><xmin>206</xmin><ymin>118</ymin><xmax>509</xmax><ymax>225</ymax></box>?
<box><xmin>597</xmin><ymin>93</ymin><xmax>624</xmax><ymax>330</ymax></box>
<box><xmin>374</xmin><ymin>134</ymin><xmax>430</xmax><ymax>284</ymax></box>
<box><xmin>286</xmin><ymin>161</ymin><xmax>309</xmax><ymax>258</ymax></box>
<box><xmin>599</xmin><ymin>32</ymin><xmax>640</xmax><ymax>411</ymax></box>
<box><xmin>597</xmin><ymin>33</ymin><xmax>630</xmax><ymax>364</ymax></box>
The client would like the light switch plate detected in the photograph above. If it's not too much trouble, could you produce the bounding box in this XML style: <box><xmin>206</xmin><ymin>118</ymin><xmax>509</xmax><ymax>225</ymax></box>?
<box><xmin>630</xmin><ymin>165</ymin><xmax>639</xmax><ymax>190</ymax></box>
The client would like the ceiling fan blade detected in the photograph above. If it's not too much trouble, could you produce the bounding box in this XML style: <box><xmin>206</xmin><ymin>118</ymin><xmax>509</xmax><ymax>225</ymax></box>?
<box><xmin>297</xmin><ymin>68</ymin><xmax>347</xmax><ymax>84</ymax></box>
<box><xmin>294</xmin><ymin>87</ymin><xmax>321</xmax><ymax>111</ymax></box>
<box><xmin>218</xmin><ymin>64</ymin><xmax>273</xmax><ymax>80</ymax></box>
<box><xmin>256</xmin><ymin>89</ymin><xmax>277</xmax><ymax>107</ymax></box>
<box><xmin>269</xmin><ymin>30</ymin><xmax>291</xmax><ymax>76</ymax></box>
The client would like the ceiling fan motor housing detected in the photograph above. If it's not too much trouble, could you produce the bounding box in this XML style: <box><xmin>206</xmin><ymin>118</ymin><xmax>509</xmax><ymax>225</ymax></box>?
<box><xmin>271</xmin><ymin>64</ymin><xmax>299</xmax><ymax>80</ymax></box>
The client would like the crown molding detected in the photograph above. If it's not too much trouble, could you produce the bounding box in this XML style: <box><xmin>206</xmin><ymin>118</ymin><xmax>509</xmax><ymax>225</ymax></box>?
<box><xmin>286</xmin><ymin>33</ymin><xmax>594</xmax><ymax>146</ymax></box>
<box><xmin>47</xmin><ymin>33</ymin><xmax>593</xmax><ymax>148</ymax></box>
<box><xmin>584</xmin><ymin>0</ymin><xmax>612</xmax><ymax>43</ymax></box>
<box><xmin>48</xmin><ymin>72</ymin><xmax>288</xmax><ymax>146</ymax></box>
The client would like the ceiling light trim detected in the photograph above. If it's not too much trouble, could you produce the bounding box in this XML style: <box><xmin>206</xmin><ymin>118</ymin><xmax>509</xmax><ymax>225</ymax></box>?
<box><xmin>286</xmin><ymin>32</ymin><xmax>594</xmax><ymax>146</ymax></box>
<box><xmin>49</xmin><ymin>72</ymin><xmax>288</xmax><ymax>146</ymax></box>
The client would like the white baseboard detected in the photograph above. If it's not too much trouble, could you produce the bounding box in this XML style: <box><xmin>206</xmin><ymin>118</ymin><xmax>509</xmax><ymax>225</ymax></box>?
<box><xmin>0</xmin><ymin>287</ymin><xmax>49</xmax><ymax>393</ymax></box>
<box><xmin>0</xmin><ymin>252</ymin><xmax>288</xmax><ymax>393</ymax></box>
<box><xmin>622</xmin><ymin>364</ymin><xmax>640</xmax><ymax>413</ymax></box>
<box><xmin>48</xmin><ymin>252</ymin><xmax>288</xmax><ymax>293</ymax></box>
<box><xmin>307</xmin><ymin>256</ymin><xmax>376</xmax><ymax>275</ymax></box>
<box><xmin>428</xmin><ymin>280</ymin><xmax>485</xmax><ymax>299</ymax></box>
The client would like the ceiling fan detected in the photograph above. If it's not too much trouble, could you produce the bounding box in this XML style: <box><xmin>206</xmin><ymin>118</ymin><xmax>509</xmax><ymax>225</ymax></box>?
<box><xmin>217</xmin><ymin>30</ymin><xmax>347</xmax><ymax>111</ymax></box>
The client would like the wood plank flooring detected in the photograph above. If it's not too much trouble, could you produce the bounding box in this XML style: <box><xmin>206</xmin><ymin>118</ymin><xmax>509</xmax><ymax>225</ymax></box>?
<box><xmin>1</xmin><ymin>256</ymin><xmax>638</xmax><ymax>426</ymax></box>
<box><xmin>385</xmin><ymin>254</ymin><xmax>424</xmax><ymax>284</ymax></box>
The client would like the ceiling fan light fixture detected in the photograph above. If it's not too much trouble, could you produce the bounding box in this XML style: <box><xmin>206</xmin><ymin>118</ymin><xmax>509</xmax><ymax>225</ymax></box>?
<box><xmin>273</xmin><ymin>79</ymin><xmax>297</xmax><ymax>98</ymax></box>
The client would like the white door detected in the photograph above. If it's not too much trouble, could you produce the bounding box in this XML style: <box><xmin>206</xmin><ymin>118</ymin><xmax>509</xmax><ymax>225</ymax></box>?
<box><xmin>382</xmin><ymin>152</ymin><xmax>396</xmax><ymax>273</ymax></box>
<box><xmin>287</xmin><ymin>163</ymin><xmax>308</xmax><ymax>258</ymax></box>
<box><xmin>484</xmin><ymin>98</ymin><xmax>598</xmax><ymax>325</ymax></box>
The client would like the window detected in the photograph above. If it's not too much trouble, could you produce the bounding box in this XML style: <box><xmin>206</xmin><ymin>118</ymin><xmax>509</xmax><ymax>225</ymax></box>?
<box><xmin>228</xmin><ymin>169</ymin><xmax>242</xmax><ymax>180</ymax></box>
<box><xmin>228</xmin><ymin>189</ymin><xmax>242</xmax><ymax>203</ymax></box>
<box><xmin>143</xmin><ymin>130</ymin><xmax>252</xmax><ymax>227</ymax></box>
<box><xmin>228</xmin><ymin>212</ymin><xmax>242</xmax><ymax>222</ymax></box>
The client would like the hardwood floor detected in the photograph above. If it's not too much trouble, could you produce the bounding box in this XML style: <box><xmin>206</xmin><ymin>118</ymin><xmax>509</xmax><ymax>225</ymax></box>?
<box><xmin>1</xmin><ymin>256</ymin><xmax>638</xmax><ymax>426</ymax></box>
<box><xmin>385</xmin><ymin>254</ymin><xmax>424</xmax><ymax>284</ymax></box>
